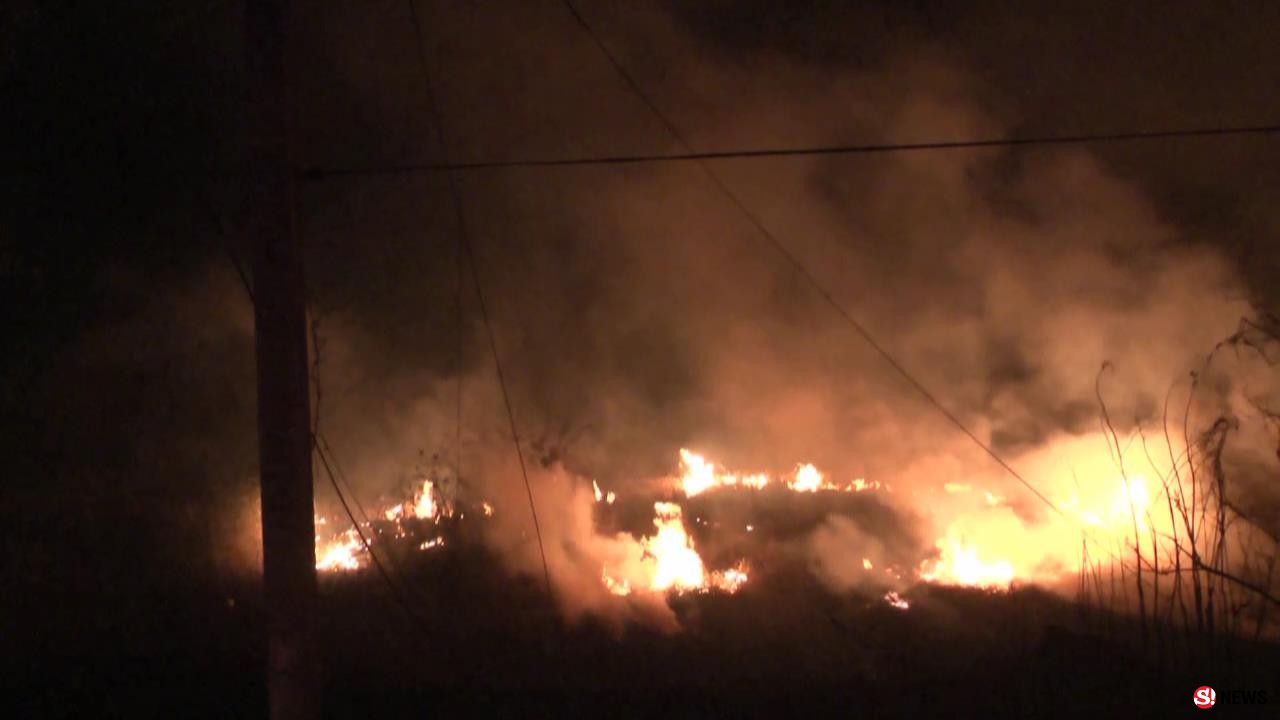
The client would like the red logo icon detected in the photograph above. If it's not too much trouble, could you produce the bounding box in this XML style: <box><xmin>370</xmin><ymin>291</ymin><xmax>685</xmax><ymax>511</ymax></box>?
<box><xmin>1194</xmin><ymin>686</ymin><xmax>1216</xmax><ymax>709</ymax></box>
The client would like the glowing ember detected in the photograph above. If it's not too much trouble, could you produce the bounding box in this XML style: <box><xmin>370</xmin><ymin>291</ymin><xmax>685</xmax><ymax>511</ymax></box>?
<box><xmin>710</xmin><ymin>565</ymin><xmax>749</xmax><ymax>594</ymax></box>
<box><xmin>591</xmin><ymin>480</ymin><xmax>616</xmax><ymax>505</ymax></box>
<box><xmin>884</xmin><ymin>591</ymin><xmax>910</xmax><ymax>610</ymax></box>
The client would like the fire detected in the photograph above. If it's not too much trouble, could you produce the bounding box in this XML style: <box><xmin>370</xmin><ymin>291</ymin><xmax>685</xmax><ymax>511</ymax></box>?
<box><xmin>710</xmin><ymin>565</ymin><xmax>749</xmax><ymax>593</ymax></box>
<box><xmin>789</xmin><ymin>463</ymin><xmax>824</xmax><ymax>492</ymax></box>
<box><xmin>602</xmin><ymin>569</ymin><xmax>632</xmax><ymax>596</ymax></box>
<box><xmin>1111</xmin><ymin>475</ymin><xmax>1150</xmax><ymax>525</ymax></box>
<box><xmin>312</xmin><ymin>477</ymin><xmax>456</xmax><ymax>573</ymax></box>
<box><xmin>592</xmin><ymin>480</ymin><xmax>616</xmax><ymax>505</ymax></box>
<box><xmin>315</xmin><ymin>526</ymin><xmax>364</xmax><ymax>572</ymax></box>
<box><xmin>1057</xmin><ymin>473</ymin><xmax>1152</xmax><ymax>533</ymax></box>
<box><xmin>884</xmin><ymin>591</ymin><xmax>910</xmax><ymax>610</ymax></box>
<box><xmin>412</xmin><ymin>479</ymin><xmax>437</xmax><ymax>520</ymax></box>
<box><xmin>678</xmin><ymin>449</ymin><xmax>769</xmax><ymax>496</ymax></box>
<box><xmin>311</xmin><ymin>439</ymin><xmax>1202</xmax><ymax>615</ymax></box>
<box><xmin>644</xmin><ymin>502</ymin><xmax>706</xmax><ymax>591</ymax></box>
<box><xmin>677</xmin><ymin>449</ymin><xmax>868</xmax><ymax>496</ymax></box>
<box><xmin>921</xmin><ymin>538</ymin><xmax>1016</xmax><ymax>589</ymax></box>
<box><xmin>598</xmin><ymin>500</ymin><xmax>749</xmax><ymax>596</ymax></box>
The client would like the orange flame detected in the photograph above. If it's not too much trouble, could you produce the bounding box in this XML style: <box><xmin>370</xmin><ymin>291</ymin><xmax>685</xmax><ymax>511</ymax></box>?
<box><xmin>920</xmin><ymin>537</ymin><xmax>1016</xmax><ymax>589</ymax></box>
<box><xmin>643</xmin><ymin>502</ymin><xmax>706</xmax><ymax>591</ymax></box>
<box><xmin>315</xmin><ymin>526</ymin><xmax>364</xmax><ymax>572</ymax></box>
<box><xmin>311</xmin><ymin>438</ymin><xmax>1193</xmax><ymax>612</ymax></box>
<box><xmin>678</xmin><ymin>449</ymin><xmax>866</xmax><ymax>496</ymax></box>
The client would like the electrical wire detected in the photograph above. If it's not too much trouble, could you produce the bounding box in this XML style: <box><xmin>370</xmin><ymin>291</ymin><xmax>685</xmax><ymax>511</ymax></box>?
<box><xmin>405</xmin><ymin>0</ymin><xmax>554</xmax><ymax>600</ymax></box>
<box><xmin>208</xmin><ymin>197</ymin><xmax>437</xmax><ymax>632</ymax></box>
<box><xmin>557</xmin><ymin>0</ymin><xmax>1070</xmax><ymax>517</ymax></box>
<box><xmin>301</xmin><ymin>123</ymin><xmax>1280</xmax><ymax>179</ymax></box>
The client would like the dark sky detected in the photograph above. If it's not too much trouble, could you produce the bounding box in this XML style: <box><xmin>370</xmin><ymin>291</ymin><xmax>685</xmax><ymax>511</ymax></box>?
<box><xmin>2</xmin><ymin>1</ymin><xmax>1278</xmax><ymax>593</ymax></box>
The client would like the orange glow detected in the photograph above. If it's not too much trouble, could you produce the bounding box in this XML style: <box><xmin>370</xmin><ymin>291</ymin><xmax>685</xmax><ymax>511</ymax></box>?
<box><xmin>644</xmin><ymin>502</ymin><xmax>706</xmax><ymax>591</ymax></box>
<box><xmin>309</xmin><ymin>436</ymin><xmax>1209</xmax><ymax>615</ymax></box>
<box><xmin>710</xmin><ymin>565</ymin><xmax>749</xmax><ymax>593</ymax></box>
<box><xmin>678</xmin><ymin>449</ymin><xmax>769</xmax><ymax>496</ymax></box>
<box><xmin>677</xmin><ymin>449</ymin><xmax>869</xmax><ymax>496</ymax></box>
<box><xmin>315</xmin><ymin>526</ymin><xmax>364</xmax><ymax>572</ymax></box>
<box><xmin>920</xmin><ymin>537</ymin><xmax>1016</xmax><ymax>589</ymax></box>
<box><xmin>789</xmin><ymin>463</ymin><xmax>824</xmax><ymax>492</ymax></box>
<box><xmin>313</xmin><ymin>476</ymin><xmax>454</xmax><ymax>573</ymax></box>
<box><xmin>598</xmin><ymin>500</ymin><xmax>749</xmax><ymax>596</ymax></box>
<box><xmin>884</xmin><ymin>591</ymin><xmax>910</xmax><ymax>610</ymax></box>
<box><xmin>592</xmin><ymin>480</ymin><xmax>616</xmax><ymax>505</ymax></box>
<box><xmin>412</xmin><ymin>479</ymin><xmax>437</xmax><ymax>520</ymax></box>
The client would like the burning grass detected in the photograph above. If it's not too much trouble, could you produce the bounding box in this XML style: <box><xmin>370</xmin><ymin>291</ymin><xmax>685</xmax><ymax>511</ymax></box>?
<box><xmin>307</xmin><ymin>424</ymin><xmax>1279</xmax><ymax>647</ymax></box>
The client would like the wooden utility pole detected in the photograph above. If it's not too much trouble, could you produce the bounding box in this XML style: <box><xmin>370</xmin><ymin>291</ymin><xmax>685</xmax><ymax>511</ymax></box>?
<box><xmin>246</xmin><ymin>0</ymin><xmax>320</xmax><ymax>717</ymax></box>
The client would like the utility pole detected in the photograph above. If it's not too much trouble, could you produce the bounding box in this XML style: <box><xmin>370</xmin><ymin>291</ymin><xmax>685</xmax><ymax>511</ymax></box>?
<box><xmin>246</xmin><ymin>0</ymin><xmax>320</xmax><ymax>717</ymax></box>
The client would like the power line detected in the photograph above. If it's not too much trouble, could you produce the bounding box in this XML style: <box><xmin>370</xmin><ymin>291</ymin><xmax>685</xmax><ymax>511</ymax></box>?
<box><xmin>406</xmin><ymin>0</ymin><xmax>554</xmax><ymax>600</ymax></box>
<box><xmin>302</xmin><ymin>123</ymin><xmax>1280</xmax><ymax>179</ymax></box>
<box><xmin>315</xmin><ymin>440</ymin><xmax>438</xmax><ymax>634</ymax></box>
<box><xmin>557</xmin><ymin>0</ymin><xmax>1071</xmax><ymax>518</ymax></box>
<box><xmin>207</xmin><ymin>196</ymin><xmax>437</xmax><ymax>634</ymax></box>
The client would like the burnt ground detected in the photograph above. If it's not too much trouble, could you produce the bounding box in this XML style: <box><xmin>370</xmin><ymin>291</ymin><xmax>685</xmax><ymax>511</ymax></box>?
<box><xmin>7</xmin><ymin>536</ymin><xmax>1279</xmax><ymax>719</ymax></box>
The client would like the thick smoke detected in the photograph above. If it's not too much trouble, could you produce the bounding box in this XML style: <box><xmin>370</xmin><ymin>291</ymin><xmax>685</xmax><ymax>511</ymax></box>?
<box><xmin>29</xmin><ymin>1</ymin><xmax>1268</xmax><ymax>624</ymax></box>
<box><xmin>272</xmin><ymin>1</ymin><xmax>1280</xmax><ymax>622</ymax></box>
<box><xmin>808</xmin><ymin>515</ymin><xmax>901</xmax><ymax>594</ymax></box>
<box><xmin>471</xmin><ymin>458</ymin><xmax>682</xmax><ymax>631</ymax></box>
